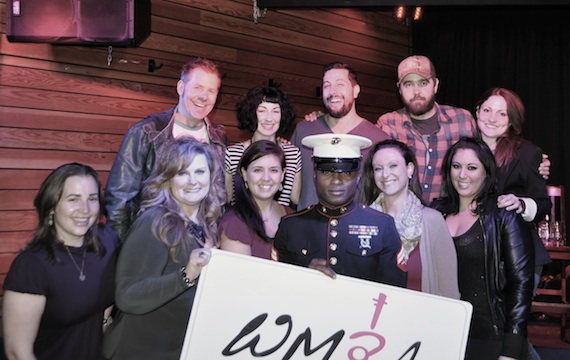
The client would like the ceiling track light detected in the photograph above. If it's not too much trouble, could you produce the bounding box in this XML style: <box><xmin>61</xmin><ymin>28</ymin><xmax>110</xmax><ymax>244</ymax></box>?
<box><xmin>394</xmin><ymin>6</ymin><xmax>423</xmax><ymax>23</ymax></box>
<box><xmin>413</xmin><ymin>7</ymin><xmax>422</xmax><ymax>21</ymax></box>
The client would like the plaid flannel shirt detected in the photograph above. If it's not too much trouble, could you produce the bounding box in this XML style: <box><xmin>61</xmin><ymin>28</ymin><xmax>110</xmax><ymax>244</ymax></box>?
<box><xmin>376</xmin><ymin>103</ymin><xmax>477</xmax><ymax>204</ymax></box>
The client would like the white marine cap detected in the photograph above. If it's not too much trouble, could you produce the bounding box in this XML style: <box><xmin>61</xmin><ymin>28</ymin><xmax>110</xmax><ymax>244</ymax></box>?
<box><xmin>302</xmin><ymin>134</ymin><xmax>372</xmax><ymax>172</ymax></box>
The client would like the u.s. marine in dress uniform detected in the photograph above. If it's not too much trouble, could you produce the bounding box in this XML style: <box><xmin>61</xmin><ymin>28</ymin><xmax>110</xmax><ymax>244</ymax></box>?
<box><xmin>273</xmin><ymin>134</ymin><xmax>406</xmax><ymax>287</ymax></box>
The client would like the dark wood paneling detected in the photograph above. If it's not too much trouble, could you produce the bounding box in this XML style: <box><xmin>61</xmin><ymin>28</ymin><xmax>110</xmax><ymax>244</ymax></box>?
<box><xmin>0</xmin><ymin>128</ymin><xmax>123</xmax><ymax>152</ymax></box>
<box><xmin>0</xmin><ymin>211</ymin><xmax>37</xmax><ymax>232</ymax></box>
<box><xmin>0</xmin><ymin>62</ymin><xmax>177</xmax><ymax>102</ymax></box>
<box><xmin>0</xmin><ymin>106</ymin><xmax>138</xmax><ymax>134</ymax></box>
<box><xmin>0</xmin><ymin>169</ymin><xmax>110</xmax><ymax>190</ymax></box>
<box><xmin>0</xmin><ymin>148</ymin><xmax>116</xmax><ymax>171</ymax></box>
<box><xmin>0</xmin><ymin>231</ymin><xmax>31</xmax><ymax>253</ymax></box>
<box><xmin>0</xmin><ymin>190</ymin><xmax>37</xmax><ymax>210</ymax></box>
<box><xmin>0</xmin><ymin>86</ymin><xmax>170</xmax><ymax>118</ymax></box>
<box><xmin>0</xmin><ymin>254</ymin><xmax>17</xmax><ymax>274</ymax></box>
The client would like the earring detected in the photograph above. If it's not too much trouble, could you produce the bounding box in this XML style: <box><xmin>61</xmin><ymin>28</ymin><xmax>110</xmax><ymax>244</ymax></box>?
<box><xmin>48</xmin><ymin>211</ymin><xmax>54</xmax><ymax>226</ymax></box>
<box><xmin>244</xmin><ymin>181</ymin><xmax>249</xmax><ymax>189</ymax></box>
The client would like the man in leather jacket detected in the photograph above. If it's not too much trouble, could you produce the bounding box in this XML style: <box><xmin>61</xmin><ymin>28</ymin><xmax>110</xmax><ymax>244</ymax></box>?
<box><xmin>105</xmin><ymin>58</ymin><xmax>228</xmax><ymax>241</ymax></box>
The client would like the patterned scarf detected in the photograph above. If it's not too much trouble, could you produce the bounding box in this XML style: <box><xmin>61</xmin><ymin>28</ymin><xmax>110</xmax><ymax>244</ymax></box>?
<box><xmin>370</xmin><ymin>190</ymin><xmax>423</xmax><ymax>266</ymax></box>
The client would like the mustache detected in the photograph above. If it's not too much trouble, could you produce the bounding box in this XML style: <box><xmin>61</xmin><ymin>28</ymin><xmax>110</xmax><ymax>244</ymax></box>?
<box><xmin>410</xmin><ymin>96</ymin><xmax>426</xmax><ymax>101</ymax></box>
<box><xmin>325</xmin><ymin>95</ymin><xmax>342</xmax><ymax>103</ymax></box>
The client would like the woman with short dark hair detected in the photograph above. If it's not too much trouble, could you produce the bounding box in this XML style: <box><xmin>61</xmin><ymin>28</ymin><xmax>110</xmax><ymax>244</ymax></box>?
<box><xmin>225</xmin><ymin>85</ymin><xmax>301</xmax><ymax>206</ymax></box>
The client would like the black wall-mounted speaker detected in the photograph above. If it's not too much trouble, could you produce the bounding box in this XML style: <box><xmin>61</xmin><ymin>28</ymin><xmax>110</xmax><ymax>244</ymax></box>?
<box><xmin>6</xmin><ymin>0</ymin><xmax>151</xmax><ymax>46</ymax></box>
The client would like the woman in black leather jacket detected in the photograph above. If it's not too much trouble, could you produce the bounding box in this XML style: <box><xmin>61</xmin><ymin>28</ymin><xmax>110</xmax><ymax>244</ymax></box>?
<box><xmin>431</xmin><ymin>137</ymin><xmax>534</xmax><ymax>360</ymax></box>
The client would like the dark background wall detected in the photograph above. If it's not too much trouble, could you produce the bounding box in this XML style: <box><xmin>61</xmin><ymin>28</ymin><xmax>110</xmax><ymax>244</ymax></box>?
<box><xmin>411</xmin><ymin>5</ymin><xmax>570</xmax><ymax>219</ymax></box>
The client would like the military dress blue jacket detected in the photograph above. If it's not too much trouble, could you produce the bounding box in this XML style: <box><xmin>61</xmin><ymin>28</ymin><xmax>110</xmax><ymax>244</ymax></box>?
<box><xmin>274</xmin><ymin>200</ymin><xmax>406</xmax><ymax>287</ymax></box>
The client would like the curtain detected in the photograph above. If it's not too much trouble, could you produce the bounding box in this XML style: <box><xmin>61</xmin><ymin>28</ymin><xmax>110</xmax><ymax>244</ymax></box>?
<box><xmin>412</xmin><ymin>6</ymin><xmax>570</xmax><ymax>222</ymax></box>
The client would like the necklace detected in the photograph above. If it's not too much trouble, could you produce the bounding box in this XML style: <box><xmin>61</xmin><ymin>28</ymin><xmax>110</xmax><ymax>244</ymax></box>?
<box><xmin>65</xmin><ymin>246</ymin><xmax>87</xmax><ymax>281</ymax></box>
<box><xmin>261</xmin><ymin>201</ymin><xmax>275</xmax><ymax>222</ymax></box>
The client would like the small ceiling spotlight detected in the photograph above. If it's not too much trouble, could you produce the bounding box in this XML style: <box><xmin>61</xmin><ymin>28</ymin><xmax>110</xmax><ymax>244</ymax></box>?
<box><xmin>413</xmin><ymin>7</ymin><xmax>422</xmax><ymax>21</ymax></box>
<box><xmin>395</xmin><ymin>6</ymin><xmax>406</xmax><ymax>20</ymax></box>
<box><xmin>395</xmin><ymin>6</ymin><xmax>423</xmax><ymax>24</ymax></box>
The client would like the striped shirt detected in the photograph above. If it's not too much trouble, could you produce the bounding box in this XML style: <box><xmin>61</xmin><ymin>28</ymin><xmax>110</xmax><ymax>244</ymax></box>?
<box><xmin>377</xmin><ymin>102</ymin><xmax>477</xmax><ymax>203</ymax></box>
<box><xmin>225</xmin><ymin>141</ymin><xmax>302</xmax><ymax>206</ymax></box>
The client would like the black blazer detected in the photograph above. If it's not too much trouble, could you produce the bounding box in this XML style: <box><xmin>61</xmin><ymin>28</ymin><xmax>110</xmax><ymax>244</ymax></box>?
<box><xmin>496</xmin><ymin>138</ymin><xmax>551</xmax><ymax>266</ymax></box>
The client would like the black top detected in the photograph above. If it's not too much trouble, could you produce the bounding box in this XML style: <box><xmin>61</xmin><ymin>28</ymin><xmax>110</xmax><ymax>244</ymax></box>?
<box><xmin>104</xmin><ymin>209</ymin><xmax>203</xmax><ymax>360</ymax></box>
<box><xmin>496</xmin><ymin>138</ymin><xmax>551</xmax><ymax>266</ymax></box>
<box><xmin>3</xmin><ymin>225</ymin><xmax>120</xmax><ymax>360</ymax></box>
<box><xmin>454</xmin><ymin>221</ymin><xmax>498</xmax><ymax>340</ymax></box>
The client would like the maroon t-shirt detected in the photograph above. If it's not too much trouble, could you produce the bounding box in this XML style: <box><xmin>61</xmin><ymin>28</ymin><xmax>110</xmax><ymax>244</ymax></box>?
<box><xmin>219</xmin><ymin>207</ymin><xmax>294</xmax><ymax>260</ymax></box>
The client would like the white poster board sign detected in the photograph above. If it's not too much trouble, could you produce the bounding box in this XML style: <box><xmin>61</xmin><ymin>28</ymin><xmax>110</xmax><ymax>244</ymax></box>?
<box><xmin>180</xmin><ymin>249</ymin><xmax>472</xmax><ymax>359</ymax></box>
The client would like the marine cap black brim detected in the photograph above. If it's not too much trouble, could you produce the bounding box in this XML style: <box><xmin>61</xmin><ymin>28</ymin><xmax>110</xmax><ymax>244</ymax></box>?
<box><xmin>313</xmin><ymin>157</ymin><xmax>360</xmax><ymax>172</ymax></box>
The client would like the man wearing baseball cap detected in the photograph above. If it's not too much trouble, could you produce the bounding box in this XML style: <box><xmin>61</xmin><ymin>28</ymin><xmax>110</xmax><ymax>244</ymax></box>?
<box><xmin>273</xmin><ymin>134</ymin><xmax>406</xmax><ymax>287</ymax></box>
<box><xmin>376</xmin><ymin>55</ymin><xmax>478</xmax><ymax>204</ymax></box>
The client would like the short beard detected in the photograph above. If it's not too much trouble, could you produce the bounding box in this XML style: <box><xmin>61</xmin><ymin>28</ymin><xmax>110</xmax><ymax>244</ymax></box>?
<box><xmin>325</xmin><ymin>97</ymin><xmax>353</xmax><ymax>119</ymax></box>
<box><xmin>405</xmin><ymin>95</ymin><xmax>436</xmax><ymax>117</ymax></box>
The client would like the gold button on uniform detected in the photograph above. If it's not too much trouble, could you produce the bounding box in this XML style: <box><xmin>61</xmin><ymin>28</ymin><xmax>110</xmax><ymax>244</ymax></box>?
<box><xmin>330</xmin><ymin>230</ymin><xmax>338</xmax><ymax>238</ymax></box>
<box><xmin>361</xmin><ymin>249</ymin><xmax>367</xmax><ymax>256</ymax></box>
<box><xmin>329</xmin><ymin>243</ymin><xmax>337</xmax><ymax>251</ymax></box>
<box><xmin>330</xmin><ymin>219</ymin><xmax>338</xmax><ymax>227</ymax></box>
<box><xmin>329</xmin><ymin>257</ymin><xmax>338</xmax><ymax>265</ymax></box>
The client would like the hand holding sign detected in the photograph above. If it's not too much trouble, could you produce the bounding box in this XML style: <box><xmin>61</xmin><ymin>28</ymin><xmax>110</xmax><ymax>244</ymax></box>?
<box><xmin>180</xmin><ymin>250</ymin><xmax>472</xmax><ymax>359</ymax></box>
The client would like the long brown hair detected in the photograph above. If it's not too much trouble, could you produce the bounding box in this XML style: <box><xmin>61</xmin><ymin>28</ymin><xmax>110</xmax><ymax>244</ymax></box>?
<box><xmin>234</xmin><ymin>140</ymin><xmax>285</xmax><ymax>242</ymax></box>
<box><xmin>27</xmin><ymin>163</ymin><xmax>105</xmax><ymax>261</ymax></box>
<box><xmin>360</xmin><ymin>139</ymin><xmax>425</xmax><ymax>206</ymax></box>
<box><xmin>433</xmin><ymin>137</ymin><xmax>498</xmax><ymax>216</ymax></box>
<box><xmin>140</xmin><ymin>137</ymin><xmax>225</xmax><ymax>261</ymax></box>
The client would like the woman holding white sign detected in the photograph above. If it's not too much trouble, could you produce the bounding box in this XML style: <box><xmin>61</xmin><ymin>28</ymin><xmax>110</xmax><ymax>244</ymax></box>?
<box><xmin>431</xmin><ymin>137</ymin><xmax>534</xmax><ymax>360</ymax></box>
<box><xmin>102</xmin><ymin>137</ymin><xmax>225</xmax><ymax>360</ymax></box>
<box><xmin>360</xmin><ymin>139</ymin><xmax>460</xmax><ymax>299</ymax></box>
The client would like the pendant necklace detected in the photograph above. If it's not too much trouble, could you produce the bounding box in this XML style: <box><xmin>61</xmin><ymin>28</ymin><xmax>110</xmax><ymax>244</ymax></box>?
<box><xmin>65</xmin><ymin>246</ymin><xmax>87</xmax><ymax>281</ymax></box>
<box><xmin>262</xmin><ymin>201</ymin><xmax>275</xmax><ymax>222</ymax></box>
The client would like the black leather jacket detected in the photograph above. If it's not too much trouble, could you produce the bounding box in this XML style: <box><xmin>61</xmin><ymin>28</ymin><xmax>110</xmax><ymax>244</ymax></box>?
<box><xmin>477</xmin><ymin>200</ymin><xmax>535</xmax><ymax>357</ymax></box>
<box><xmin>105</xmin><ymin>107</ymin><xmax>227</xmax><ymax>240</ymax></box>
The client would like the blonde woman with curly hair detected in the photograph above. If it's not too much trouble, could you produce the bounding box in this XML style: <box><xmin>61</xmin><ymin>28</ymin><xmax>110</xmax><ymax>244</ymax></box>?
<box><xmin>103</xmin><ymin>137</ymin><xmax>225</xmax><ymax>360</ymax></box>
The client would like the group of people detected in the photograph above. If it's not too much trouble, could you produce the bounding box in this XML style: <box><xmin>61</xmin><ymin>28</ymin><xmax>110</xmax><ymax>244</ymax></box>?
<box><xmin>2</xmin><ymin>55</ymin><xmax>551</xmax><ymax>360</ymax></box>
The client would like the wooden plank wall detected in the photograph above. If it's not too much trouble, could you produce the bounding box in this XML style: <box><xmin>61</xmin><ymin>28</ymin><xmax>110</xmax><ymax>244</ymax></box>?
<box><xmin>0</xmin><ymin>0</ymin><xmax>409</xmax><ymax>301</ymax></box>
